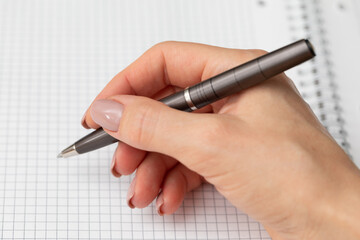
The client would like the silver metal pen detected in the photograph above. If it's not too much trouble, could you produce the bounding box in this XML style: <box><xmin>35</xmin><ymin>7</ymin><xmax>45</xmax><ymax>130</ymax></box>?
<box><xmin>58</xmin><ymin>39</ymin><xmax>315</xmax><ymax>158</ymax></box>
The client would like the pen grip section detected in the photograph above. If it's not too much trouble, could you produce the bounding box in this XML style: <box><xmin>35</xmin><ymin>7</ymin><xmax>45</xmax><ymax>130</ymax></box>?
<box><xmin>75</xmin><ymin>128</ymin><xmax>118</xmax><ymax>154</ymax></box>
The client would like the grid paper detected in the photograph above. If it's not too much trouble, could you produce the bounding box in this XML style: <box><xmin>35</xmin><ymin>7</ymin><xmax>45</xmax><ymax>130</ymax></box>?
<box><xmin>0</xmin><ymin>1</ymin><xmax>277</xmax><ymax>239</ymax></box>
<box><xmin>0</xmin><ymin>0</ymin><xmax>352</xmax><ymax>239</ymax></box>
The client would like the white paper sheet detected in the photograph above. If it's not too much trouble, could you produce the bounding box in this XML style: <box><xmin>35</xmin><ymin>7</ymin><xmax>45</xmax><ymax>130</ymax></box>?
<box><xmin>0</xmin><ymin>0</ymin><xmax>358</xmax><ymax>239</ymax></box>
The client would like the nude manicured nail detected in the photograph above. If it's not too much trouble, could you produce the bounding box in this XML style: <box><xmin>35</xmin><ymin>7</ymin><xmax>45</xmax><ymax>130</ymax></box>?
<box><xmin>111</xmin><ymin>155</ymin><xmax>121</xmax><ymax>178</ymax></box>
<box><xmin>156</xmin><ymin>193</ymin><xmax>164</xmax><ymax>216</ymax></box>
<box><xmin>90</xmin><ymin>99</ymin><xmax>124</xmax><ymax>131</ymax></box>
<box><xmin>127</xmin><ymin>177</ymin><xmax>136</xmax><ymax>209</ymax></box>
<box><xmin>81</xmin><ymin>111</ymin><xmax>90</xmax><ymax>129</ymax></box>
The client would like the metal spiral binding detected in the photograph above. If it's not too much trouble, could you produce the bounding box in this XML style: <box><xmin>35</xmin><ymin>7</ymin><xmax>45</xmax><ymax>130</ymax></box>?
<box><xmin>286</xmin><ymin>0</ymin><xmax>350</xmax><ymax>154</ymax></box>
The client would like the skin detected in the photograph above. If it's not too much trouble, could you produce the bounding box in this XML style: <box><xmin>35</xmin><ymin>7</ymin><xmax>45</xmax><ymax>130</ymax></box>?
<box><xmin>82</xmin><ymin>42</ymin><xmax>360</xmax><ymax>239</ymax></box>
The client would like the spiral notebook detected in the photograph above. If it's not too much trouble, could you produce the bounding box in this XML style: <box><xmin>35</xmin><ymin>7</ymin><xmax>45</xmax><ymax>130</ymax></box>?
<box><xmin>0</xmin><ymin>0</ymin><xmax>359</xmax><ymax>239</ymax></box>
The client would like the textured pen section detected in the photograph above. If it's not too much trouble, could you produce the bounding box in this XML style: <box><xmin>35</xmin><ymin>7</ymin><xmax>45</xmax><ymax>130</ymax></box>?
<box><xmin>159</xmin><ymin>91</ymin><xmax>192</xmax><ymax>112</ymax></box>
<box><xmin>189</xmin><ymin>39</ymin><xmax>315</xmax><ymax>109</ymax></box>
<box><xmin>75</xmin><ymin>128</ymin><xmax>118</xmax><ymax>154</ymax></box>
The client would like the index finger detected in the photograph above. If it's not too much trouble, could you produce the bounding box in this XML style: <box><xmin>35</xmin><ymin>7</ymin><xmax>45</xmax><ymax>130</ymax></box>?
<box><xmin>83</xmin><ymin>41</ymin><xmax>259</xmax><ymax>128</ymax></box>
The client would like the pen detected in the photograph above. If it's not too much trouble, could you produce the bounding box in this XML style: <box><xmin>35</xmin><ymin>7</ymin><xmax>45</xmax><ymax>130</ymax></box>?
<box><xmin>58</xmin><ymin>39</ymin><xmax>316</xmax><ymax>158</ymax></box>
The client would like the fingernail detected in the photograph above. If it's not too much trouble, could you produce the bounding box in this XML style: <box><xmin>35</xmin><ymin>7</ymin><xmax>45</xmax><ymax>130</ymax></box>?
<box><xmin>156</xmin><ymin>193</ymin><xmax>164</xmax><ymax>216</ymax></box>
<box><xmin>111</xmin><ymin>155</ymin><xmax>121</xmax><ymax>178</ymax></box>
<box><xmin>127</xmin><ymin>177</ymin><xmax>136</xmax><ymax>209</ymax></box>
<box><xmin>90</xmin><ymin>99</ymin><xmax>124</xmax><ymax>131</ymax></box>
<box><xmin>81</xmin><ymin>111</ymin><xmax>90</xmax><ymax>129</ymax></box>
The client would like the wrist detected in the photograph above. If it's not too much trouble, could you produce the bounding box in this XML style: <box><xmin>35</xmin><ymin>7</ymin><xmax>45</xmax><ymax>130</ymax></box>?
<box><xmin>308</xmin><ymin>164</ymin><xmax>360</xmax><ymax>239</ymax></box>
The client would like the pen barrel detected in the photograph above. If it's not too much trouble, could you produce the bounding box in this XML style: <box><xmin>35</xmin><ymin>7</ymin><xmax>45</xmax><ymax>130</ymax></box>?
<box><xmin>187</xmin><ymin>39</ymin><xmax>315</xmax><ymax>109</ymax></box>
<box><xmin>69</xmin><ymin>39</ymin><xmax>315</xmax><ymax>157</ymax></box>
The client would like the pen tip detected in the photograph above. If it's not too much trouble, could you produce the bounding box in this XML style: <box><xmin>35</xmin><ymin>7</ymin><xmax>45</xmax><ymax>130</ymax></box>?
<box><xmin>56</xmin><ymin>144</ymin><xmax>78</xmax><ymax>158</ymax></box>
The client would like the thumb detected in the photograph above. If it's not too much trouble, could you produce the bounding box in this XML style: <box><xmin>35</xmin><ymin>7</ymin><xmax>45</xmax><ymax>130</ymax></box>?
<box><xmin>89</xmin><ymin>95</ymin><xmax>204</xmax><ymax>161</ymax></box>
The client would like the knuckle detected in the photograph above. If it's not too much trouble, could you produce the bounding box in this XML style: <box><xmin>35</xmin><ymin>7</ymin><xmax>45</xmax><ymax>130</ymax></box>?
<box><xmin>234</xmin><ymin>49</ymin><xmax>268</xmax><ymax>63</ymax></box>
<box><xmin>245</xmin><ymin>49</ymin><xmax>268</xmax><ymax>60</ymax></box>
<box><xmin>252</xmin><ymin>49</ymin><xmax>268</xmax><ymax>56</ymax></box>
<box><xmin>119</xmin><ymin>101</ymin><xmax>159</xmax><ymax>149</ymax></box>
<box><xmin>152</xmin><ymin>41</ymin><xmax>177</xmax><ymax>51</ymax></box>
<box><xmin>136</xmin><ymin>107</ymin><xmax>158</xmax><ymax>146</ymax></box>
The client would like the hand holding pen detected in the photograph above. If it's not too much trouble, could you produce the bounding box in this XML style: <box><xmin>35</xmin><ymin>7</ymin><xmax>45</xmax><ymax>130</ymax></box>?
<box><xmin>73</xmin><ymin>41</ymin><xmax>360</xmax><ymax>239</ymax></box>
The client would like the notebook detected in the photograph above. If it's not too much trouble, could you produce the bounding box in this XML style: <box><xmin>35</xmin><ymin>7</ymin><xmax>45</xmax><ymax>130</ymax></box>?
<box><xmin>0</xmin><ymin>0</ymin><xmax>359</xmax><ymax>239</ymax></box>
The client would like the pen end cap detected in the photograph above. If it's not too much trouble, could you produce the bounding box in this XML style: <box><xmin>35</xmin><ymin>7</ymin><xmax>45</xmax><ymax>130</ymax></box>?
<box><xmin>57</xmin><ymin>153</ymin><xmax>63</xmax><ymax>158</ymax></box>
<box><xmin>304</xmin><ymin>39</ymin><xmax>316</xmax><ymax>56</ymax></box>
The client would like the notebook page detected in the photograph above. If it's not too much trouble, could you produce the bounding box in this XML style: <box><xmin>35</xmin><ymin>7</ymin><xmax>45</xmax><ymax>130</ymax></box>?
<box><xmin>0</xmin><ymin>1</ymin><xmax>288</xmax><ymax>239</ymax></box>
<box><xmin>278</xmin><ymin>0</ymin><xmax>360</xmax><ymax>166</ymax></box>
<box><xmin>0</xmin><ymin>0</ymin><xmax>352</xmax><ymax>239</ymax></box>
<box><xmin>316</xmin><ymin>0</ymin><xmax>360</xmax><ymax>165</ymax></box>
<box><xmin>261</xmin><ymin>0</ymin><xmax>358</xmax><ymax>164</ymax></box>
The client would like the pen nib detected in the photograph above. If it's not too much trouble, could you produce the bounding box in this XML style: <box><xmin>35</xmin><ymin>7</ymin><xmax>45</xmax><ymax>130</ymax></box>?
<box><xmin>57</xmin><ymin>144</ymin><xmax>78</xmax><ymax>158</ymax></box>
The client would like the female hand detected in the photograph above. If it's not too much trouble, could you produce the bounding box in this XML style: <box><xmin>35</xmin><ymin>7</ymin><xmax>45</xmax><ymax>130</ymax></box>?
<box><xmin>82</xmin><ymin>42</ymin><xmax>360</xmax><ymax>240</ymax></box>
